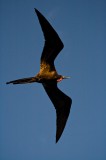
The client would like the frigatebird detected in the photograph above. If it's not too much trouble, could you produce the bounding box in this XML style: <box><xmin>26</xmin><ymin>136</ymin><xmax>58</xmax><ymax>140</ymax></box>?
<box><xmin>6</xmin><ymin>8</ymin><xmax>72</xmax><ymax>143</ymax></box>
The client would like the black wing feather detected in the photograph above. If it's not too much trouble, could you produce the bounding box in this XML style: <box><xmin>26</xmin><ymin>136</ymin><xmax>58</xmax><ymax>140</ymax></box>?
<box><xmin>35</xmin><ymin>9</ymin><xmax>64</xmax><ymax>65</ymax></box>
<box><xmin>42</xmin><ymin>82</ymin><xmax>72</xmax><ymax>143</ymax></box>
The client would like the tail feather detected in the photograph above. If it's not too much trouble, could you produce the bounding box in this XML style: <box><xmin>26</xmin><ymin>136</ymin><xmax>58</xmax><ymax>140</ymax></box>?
<box><xmin>6</xmin><ymin>77</ymin><xmax>36</xmax><ymax>84</ymax></box>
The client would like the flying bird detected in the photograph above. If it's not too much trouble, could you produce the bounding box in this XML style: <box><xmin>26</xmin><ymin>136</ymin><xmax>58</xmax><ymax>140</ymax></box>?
<box><xmin>6</xmin><ymin>8</ymin><xmax>72</xmax><ymax>143</ymax></box>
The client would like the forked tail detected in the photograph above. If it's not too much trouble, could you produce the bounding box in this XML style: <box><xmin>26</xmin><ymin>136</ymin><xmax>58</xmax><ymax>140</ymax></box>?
<box><xmin>6</xmin><ymin>77</ymin><xmax>36</xmax><ymax>84</ymax></box>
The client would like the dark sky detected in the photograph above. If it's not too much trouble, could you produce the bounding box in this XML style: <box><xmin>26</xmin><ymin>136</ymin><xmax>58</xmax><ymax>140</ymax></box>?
<box><xmin>0</xmin><ymin>0</ymin><xmax>106</xmax><ymax>159</ymax></box>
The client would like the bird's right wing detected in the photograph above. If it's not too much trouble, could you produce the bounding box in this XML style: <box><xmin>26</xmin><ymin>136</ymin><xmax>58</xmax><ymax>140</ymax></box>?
<box><xmin>42</xmin><ymin>82</ymin><xmax>72</xmax><ymax>143</ymax></box>
<box><xmin>35</xmin><ymin>9</ymin><xmax>64</xmax><ymax>72</ymax></box>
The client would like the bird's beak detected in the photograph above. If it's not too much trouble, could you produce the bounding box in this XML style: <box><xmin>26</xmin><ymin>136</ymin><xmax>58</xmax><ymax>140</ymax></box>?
<box><xmin>62</xmin><ymin>76</ymin><xmax>70</xmax><ymax>79</ymax></box>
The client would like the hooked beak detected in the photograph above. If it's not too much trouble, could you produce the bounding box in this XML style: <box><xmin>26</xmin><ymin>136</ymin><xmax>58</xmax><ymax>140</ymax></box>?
<box><xmin>62</xmin><ymin>76</ymin><xmax>70</xmax><ymax>79</ymax></box>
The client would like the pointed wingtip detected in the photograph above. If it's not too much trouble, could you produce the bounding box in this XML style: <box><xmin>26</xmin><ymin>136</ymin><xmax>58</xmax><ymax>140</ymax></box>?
<box><xmin>56</xmin><ymin>127</ymin><xmax>64</xmax><ymax>143</ymax></box>
<box><xmin>56</xmin><ymin>137</ymin><xmax>60</xmax><ymax>143</ymax></box>
<box><xmin>55</xmin><ymin>99</ymin><xmax>71</xmax><ymax>143</ymax></box>
<box><xmin>34</xmin><ymin>8</ymin><xmax>37</xmax><ymax>12</ymax></box>
<box><xmin>34</xmin><ymin>8</ymin><xmax>44</xmax><ymax>21</ymax></box>
<box><xmin>34</xmin><ymin>8</ymin><xmax>40</xmax><ymax>15</ymax></box>
<box><xmin>55</xmin><ymin>130</ymin><xmax>63</xmax><ymax>144</ymax></box>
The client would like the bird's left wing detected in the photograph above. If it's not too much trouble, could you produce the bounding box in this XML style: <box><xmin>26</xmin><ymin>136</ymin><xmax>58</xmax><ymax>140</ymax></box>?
<box><xmin>42</xmin><ymin>82</ymin><xmax>72</xmax><ymax>143</ymax></box>
<box><xmin>35</xmin><ymin>9</ymin><xmax>64</xmax><ymax>72</ymax></box>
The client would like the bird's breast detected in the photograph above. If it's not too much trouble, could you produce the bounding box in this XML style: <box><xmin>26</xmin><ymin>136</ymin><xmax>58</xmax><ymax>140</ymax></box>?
<box><xmin>35</xmin><ymin>71</ymin><xmax>58</xmax><ymax>83</ymax></box>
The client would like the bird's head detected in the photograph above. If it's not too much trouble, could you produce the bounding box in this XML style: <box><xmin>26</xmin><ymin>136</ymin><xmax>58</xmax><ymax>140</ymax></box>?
<box><xmin>57</xmin><ymin>75</ymin><xmax>70</xmax><ymax>82</ymax></box>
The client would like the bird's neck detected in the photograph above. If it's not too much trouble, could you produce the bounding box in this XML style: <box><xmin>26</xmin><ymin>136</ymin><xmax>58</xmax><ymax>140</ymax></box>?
<box><xmin>57</xmin><ymin>77</ymin><xmax>63</xmax><ymax>82</ymax></box>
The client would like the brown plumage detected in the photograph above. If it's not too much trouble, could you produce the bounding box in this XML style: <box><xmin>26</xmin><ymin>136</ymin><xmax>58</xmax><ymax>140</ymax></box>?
<box><xmin>6</xmin><ymin>8</ymin><xmax>72</xmax><ymax>143</ymax></box>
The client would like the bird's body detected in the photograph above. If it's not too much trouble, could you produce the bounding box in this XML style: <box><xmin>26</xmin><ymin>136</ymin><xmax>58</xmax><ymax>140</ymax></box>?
<box><xmin>6</xmin><ymin>9</ymin><xmax>72</xmax><ymax>143</ymax></box>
